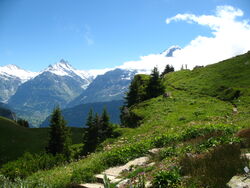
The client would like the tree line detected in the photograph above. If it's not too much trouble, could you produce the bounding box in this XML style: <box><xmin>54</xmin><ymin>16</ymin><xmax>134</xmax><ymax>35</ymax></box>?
<box><xmin>46</xmin><ymin>106</ymin><xmax>115</xmax><ymax>158</ymax></box>
<box><xmin>121</xmin><ymin>65</ymin><xmax>174</xmax><ymax>127</ymax></box>
<box><xmin>45</xmin><ymin>65</ymin><xmax>174</xmax><ymax>158</ymax></box>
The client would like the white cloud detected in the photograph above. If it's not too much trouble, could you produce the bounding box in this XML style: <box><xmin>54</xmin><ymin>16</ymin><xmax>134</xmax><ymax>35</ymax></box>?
<box><xmin>119</xmin><ymin>5</ymin><xmax>250</xmax><ymax>71</ymax></box>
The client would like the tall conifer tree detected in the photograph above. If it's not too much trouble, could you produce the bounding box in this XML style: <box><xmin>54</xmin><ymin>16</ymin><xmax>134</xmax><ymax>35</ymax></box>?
<box><xmin>146</xmin><ymin>67</ymin><xmax>165</xmax><ymax>99</ymax></box>
<box><xmin>46</xmin><ymin>106</ymin><xmax>71</xmax><ymax>157</ymax></box>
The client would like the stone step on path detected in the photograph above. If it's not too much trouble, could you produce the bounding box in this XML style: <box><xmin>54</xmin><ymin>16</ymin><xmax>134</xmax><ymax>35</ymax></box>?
<box><xmin>78</xmin><ymin>156</ymin><xmax>150</xmax><ymax>188</ymax></box>
<box><xmin>95</xmin><ymin>174</ymin><xmax>121</xmax><ymax>184</ymax></box>
<box><xmin>78</xmin><ymin>183</ymin><xmax>104</xmax><ymax>188</ymax></box>
<box><xmin>227</xmin><ymin>175</ymin><xmax>250</xmax><ymax>188</ymax></box>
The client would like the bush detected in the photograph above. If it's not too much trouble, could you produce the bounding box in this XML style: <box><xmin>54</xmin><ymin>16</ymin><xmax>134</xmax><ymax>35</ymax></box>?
<box><xmin>237</xmin><ymin>128</ymin><xmax>250</xmax><ymax>148</ymax></box>
<box><xmin>180</xmin><ymin>144</ymin><xmax>248</xmax><ymax>188</ymax></box>
<box><xmin>159</xmin><ymin>146</ymin><xmax>177</xmax><ymax>159</ymax></box>
<box><xmin>103</xmin><ymin>142</ymin><xmax>151</xmax><ymax>167</ymax></box>
<box><xmin>152</xmin><ymin>169</ymin><xmax>181</xmax><ymax>187</ymax></box>
<box><xmin>0</xmin><ymin>174</ymin><xmax>49</xmax><ymax>187</ymax></box>
<box><xmin>0</xmin><ymin>152</ymin><xmax>66</xmax><ymax>179</ymax></box>
<box><xmin>217</xmin><ymin>86</ymin><xmax>241</xmax><ymax>101</ymax></box>
<box><xmin>71</xmin><ymin>167</ymin><xmax>97</xmax><ymax>183</ymax></box>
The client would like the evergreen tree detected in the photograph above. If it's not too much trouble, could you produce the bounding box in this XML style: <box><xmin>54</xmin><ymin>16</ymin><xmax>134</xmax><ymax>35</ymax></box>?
<box><xmin>100</xmin><ymin>108</ymin><xmax>113</xmax><ymax>140</ymax></box>
<box><xmin>125</xmin><ymin>77</ymin><xmax>140</xmax><ymax>107</ymax></box>
<box><xmin>146</xmin><ymin>67</ymin><xmax>165</xmax><ymax>99</ymax></box>
<box><xmin>161</xmin><ymin>64</ymin><xmax>175</xmax><ymax>77</ymax></box>
<box><xmin>82</xmin><ymin>110</ymin><xmax>100</xmax><ymax>155</ymax></box>
<box><xmin>17</xmin><ymin>118</ymin><xmax>29</xmax><ymax>128</ymax></box>
<box><xmin>125</xmin><ymin>75</ymin><xmax>148</xmax><ymax>107</ymax></box>
<box><xmin>46</xmin><ymin>106</ymin><xmax>71</xmax><ymax>157</ymax></box>
<box><xmin>82</xmin><ymin>108</ymin><xmax>114</xmax><ymax>155</ymax></box>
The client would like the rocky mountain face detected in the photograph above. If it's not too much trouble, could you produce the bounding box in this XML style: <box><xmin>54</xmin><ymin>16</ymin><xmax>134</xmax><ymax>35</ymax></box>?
<box><xmin>0</xmin><ymin>65</ymin><xmax>37</xmax><ymax>102</ymax></box>
<box><xmin>67</xmin><ymin>68</ymin><xmax>141</xmax><ymax>107</ymax></box>
<box><xmin>8</xmin><ymin>60</ymin><xmax>93</xmax><ymax>126</ymax></box>
<box><xmin>3</xmin><ymin>46</ymin><xmax>180</xmax><ymax>126</ymax></box>
<box><xmin>161</xmin><ymin>46</ymin><xmax>181</xmax><ymax>57</ymax></box>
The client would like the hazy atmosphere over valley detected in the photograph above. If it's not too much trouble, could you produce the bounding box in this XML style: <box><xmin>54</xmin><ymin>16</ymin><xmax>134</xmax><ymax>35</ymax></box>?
<box><xmin>0</xmin><ymin>0</ymin><xmax>250</xmax><ymax>187</ymax></box>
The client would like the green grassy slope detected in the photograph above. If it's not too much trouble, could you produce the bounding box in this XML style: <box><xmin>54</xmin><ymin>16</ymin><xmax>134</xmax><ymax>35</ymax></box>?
<box><xmin>165</xmin><ymin>51</ymin><xmax>250</xmax><ymax>98</ymax></box>
<box><xmin>3</xmin><ymin>52</ymin><xmax>250</xmax><ymax>187</ymax></box>
<box><xmin>0</xmin><ymin>117</ymin><xmax>83</xmax><ymax>165</ymax></box>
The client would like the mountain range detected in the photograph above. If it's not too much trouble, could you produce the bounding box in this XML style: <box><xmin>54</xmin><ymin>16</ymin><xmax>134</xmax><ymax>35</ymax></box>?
<box><xmin>0</xmin><ymin>46</ymin><xmax>180</xmax><ymax>127</ymax></box>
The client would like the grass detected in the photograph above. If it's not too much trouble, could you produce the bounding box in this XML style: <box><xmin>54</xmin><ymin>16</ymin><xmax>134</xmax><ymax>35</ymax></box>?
<box><xmin>1</xmin><ymin>51</ymin><xmax>250</xmax><ymax>187</ymax></box>
<box><xmin>0</xmin><ymin>117</ymin><xmax>83</xmax><ymax>165</ymax></box>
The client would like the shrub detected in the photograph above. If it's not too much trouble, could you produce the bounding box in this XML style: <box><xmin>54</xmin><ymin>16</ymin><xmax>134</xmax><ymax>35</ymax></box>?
<box><xmin>180</xmin><ymin>144</ymin><xmax>248</xmax><ymax>188</ymax></box>
<box><xmin>237</xmin><ymin>128</ymin><xmax>250</xmax><ymax>148</ymax></box>
<box><xmin>0</xmin><ymin>152</ymin><xmax>66</xmax><ymax>179</ymax></box>
<box><xmin>103</xmin><ymin>142</ymin><xmax>151</xmax><ymax>167</ymax></box>
<box><xmin>159</xmin><ymin>146</ymin><xmax>177</xmax><ymax>159</ymax></box>
<box><xmin>71</xmin><ymin>167</ymin><xmax>97</xmax><ymax>183</ymax></box>
<box><xmin>152</xmin><ymin>169</ymin><xmax>181</xmax><ymax>187</ymax></box>
<box><xmin>0</xmin><ymin>174</ymin><xmax>49</xmax><ymax>187</ymax></box>
<box><xmin>151</xmin><ymin>134</ymin><xmax>179</xmax><ymax>148</ymax></box>
<box><xmin>217</xmin><ymin>86</ymin><xmax>241</xmax><ymax>101</ymax></box>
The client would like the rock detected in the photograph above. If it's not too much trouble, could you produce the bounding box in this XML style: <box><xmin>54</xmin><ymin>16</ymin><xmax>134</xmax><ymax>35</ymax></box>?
<box><xmin>233</xmin><ymin>107</ymin><xmax>238</xmax><ymax>114</ymax></box>
<box><xmin>116</xmin><ymin>179</ymin><xmax>130</xmax><ymax>187</ymax></box>
<box><xmin>148</xmin><ymin>148</ymin><xmax>161</xmax><ymax>154</ymax></box>
<box><xmin>104</xmin><ymin>157</ymin><xmax>149</xmax><ymax>176</ymax></box>
<box><xmin>227</xmin><ymin>175</ymin><xmax>250</xmax><ymax>188</ymax></box>
<box><xmin>245</xmin><ymin>153</ymin><xmax>250</xmax><ymax>160</ymax></box>
<box><xmin>95</xmin><ymin>174</ymin><xmax>121</xmax><ymax>184</ymax></box>
<box><xmin>78</xmin><ymin>183</ymin><xmax>104</xmax><ymax>188</ymax></box>
<box><xmin>147</xmin><ymin>162</ymin><xmax>155</xmax><ymax>167</ymax></box>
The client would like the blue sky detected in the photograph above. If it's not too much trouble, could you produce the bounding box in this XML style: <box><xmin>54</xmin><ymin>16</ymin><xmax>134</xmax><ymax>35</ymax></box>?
<box><xmin>0</xmin><ymin>0</ymin><xmax>250</xmax><ymax>71</ymax></box>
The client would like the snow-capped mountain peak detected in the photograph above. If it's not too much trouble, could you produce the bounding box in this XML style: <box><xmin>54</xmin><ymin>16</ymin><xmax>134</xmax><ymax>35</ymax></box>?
<box><xmin>161</xmin><ymin>45</ymin><xmax>181</xmax><ymax>57</ymax></box>
<box><xmin>43</xmin><ymin>59</ymin><xmax>96</xmax><ymax>89</ymax></box>
<box><xmin>0</xmin><ymin>64</ymin><xmax>38</xmax><ymax>82</ymax></box>
<box><xmin>46</xmin><ymin>59</ymin><xmax>74</xmax><ymax>74</ymax></box>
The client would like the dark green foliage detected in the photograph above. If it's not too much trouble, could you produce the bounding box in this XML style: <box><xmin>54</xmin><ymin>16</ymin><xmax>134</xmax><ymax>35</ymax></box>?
<box><xmin>152</xmin><ymin>169</ymin><xmax>181</xmax><ymax>187</ymax></box>
<box><xmin>46</xmin><ymin>106</ymin><xmax>71</xmax><ymax>157</ymax></box>
<box><xmin>161</xmin><ymin>64</ymin><xmax>175</xmax><ymax>77</ymax></box>
<box><xmin>82</xmin><ymin>108</ymin><xmax>115</xmax><ymax>155</ymax></box>
<box><xmin>71</xmin><ymin>167</ymin><xmax>97</xmax><ymax>183</ymax></box>
<box><xmin>146</xmin><ymin>67</ymin><xmax>165</xmax><ymax>99</ymax></box>
<box><xmin>120</xmin><ymin>106</ymin><xmax>142</xmax><ymax>128</ymax></box>
<box><xmin>0</xmin><ymin>152</ymin><xmax>66</xmax><ymax>180</ymax></box>
<box><xmin>125</xmin><ymin>75</ymin><xmax>149</xmax><ymax>107</ymax></box>
<box><xmin>82</xmin><ymin>110</ymin><xmax>99</xmax><ymax>155</ymax></box>
<box><xmin>100</xmin><ymin>108</ymin><xmax>113</xmax><ymax>140</ymax></box>
<box><xmin>217</xmin><ymin>86</ymin><xmax>241</xmax><ymax>101</ymax></box>
<box><xmin>180</xmin><ymin>144</ymin><xmax>248</xmax><ymax>188</ymax></box>
<box><xmin>121</xmin><ymin>73</ymin><xmax>151</xmax><ymax>128</ymax></box>
<box><xmin>16</xmin><ymin>118</ymin><xmax>29</xmax><ymax>128</ymax></box>
<box><xmin>237</xmin><ymin>128</ymin><xmax>250</xmax><ymax>147</ymax></box>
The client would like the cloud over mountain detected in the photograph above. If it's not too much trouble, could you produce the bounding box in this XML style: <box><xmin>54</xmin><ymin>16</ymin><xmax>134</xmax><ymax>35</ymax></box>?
<box><xmin>119</xmin><ymin>5</ymin><xmax>250</xmax><ymax>71</ymax></box>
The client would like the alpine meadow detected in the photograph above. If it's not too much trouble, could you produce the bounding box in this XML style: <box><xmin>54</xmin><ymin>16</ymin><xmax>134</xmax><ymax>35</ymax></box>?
<box><xmin>1</xmin><ymin>1</ymin><xmax>250</xmax><ymax>188</ymax></box>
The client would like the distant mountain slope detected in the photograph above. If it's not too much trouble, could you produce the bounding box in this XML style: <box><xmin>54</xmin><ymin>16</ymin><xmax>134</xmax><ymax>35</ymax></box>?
<box><xmin>8</xmin><ymin>60</ymin><xmax>93</xmax><ymax>126</ymax></box>
<box><xmin>0</xmin><ymin>116</ymin><xmax>83</xmax><ymax>165</ymax></box>
<box><xmin>67</xmin><ymin>69</ymin><xmax>138</xmax><ymax>107</ymax></box>
<box><xmin>0</xmin><ymin>65</ymin><xmax>37</xmax><ymax>102</ymax></box>
<box><xmin>41</xmin><ymin>100</ymin><xmax>123</xmax><ymax>127</ymax></box>
<box><xmin>0</xmin><ymin>104</ymin><xmax>16</xmax><ymax>120</ymax></box>
<box><xmin>68</xmin><ymin>46</ymin><xmax>181</xmax><ymax>107</ymax></box>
